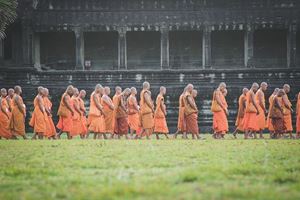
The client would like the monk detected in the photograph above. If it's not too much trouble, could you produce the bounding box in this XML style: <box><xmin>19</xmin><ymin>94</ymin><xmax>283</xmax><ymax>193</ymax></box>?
<box><xmin>10</xmin><ymin>86</ymin><xmax>27</xmax><ymax>139</ymax></box>
<box><xmin>0</xmin><ymin>88</ymin><xmax>12</xmax><ymax>139</ymax></box>
<box><xmin>243</xmin><ymin>83</ymin><xmax>260</xmax><ymax>139</ymax></box>
<box><xmin>57</xmin><ymin>85</ymin><xmax>74</xmax><ymax>139</ymax></box>
<box><xmin>173</xmin><ymin>87</ymin><xmax>187</xmax><ymax>139</ymax></box>
<box><xmin>255</xmin><ymin>82</ymin><xmax>268</xmax><ymax>139</ymax></box>
<box><xmin>114</xmin><ymin>88</ymin><xmax>131</xmax><ymax>139</ymax></box>
<box><xmin>101</xmin><ymin>87</ymin><xmax>115</xmax><ymax>136</ymax></box>
<box><xmin>282</xmin><ymin>84</ymin><xmax>294</xmax><ymax>138</ymax></box>
<box><xmin>70</xmin><ymin>88</ymin><xmax>82</xmax><ymax>139</ymax></box>
<box><xmin>233</xmin><ymin>88</ymin><xmax>248</xmax><ymax>138</ymax></box>
<box><xmin>6</xmin><ymin>88</ymin><xmax>14</xmax><ymax>112</ymax></box>
<box><xmin>127</xmin><ymin>87</ymin><xmax>141</xmax><ymax>139</ymax></box>
<box><xmin>29</xmin><ymin>86</ymin><xmax>47</xmax><ymax>140</ymax></box>
<box><xmin>140</xmin><ymin>82</ymin><xmax>154</xmax><ymax>139</ymax></box>
<box><xmin>111</xmin><ymin>86</ymin><xmax>122</xmax><ymax>138</ymax></box>
<box><xmin>211</xmin><ymin>82</ymin><xmax>228</xmax><ymax>139</ymax></box>
<box><xmin>296</xmin><ymin>92</ymin><xmax>300</xmax><ymax>139</ymax></box>
<box><xmin>269</xmin><ymin>89</ymin><xmax>286</xmax><ymax>139</ymax></box>
<box><xmin>43</xmin><ymin>88</ymin><xmax>57</xmax><ymax>139</ymax></box>
<box><xmin>185</xmin><ymin>87</ymin><xmax>200</xmax><ymax>139</ymax></box>
<box><xmin>88</xmin><ymin>84</ymin><xmax>106</xmax><ymax>139</ymax></box>
<box><xmin>267</xmin><ymin>88</ymin><xmax>280</xmax><ymax>138</ymax></box>
<box><xmin>78</xmin><ymin>90</ymin><xmax>88</xmax><ymax>139</ymax></box>
<box><xmin>154</xmin><ymin>86</ymin><xmax>169</xmax><ymax>139</ymax></box>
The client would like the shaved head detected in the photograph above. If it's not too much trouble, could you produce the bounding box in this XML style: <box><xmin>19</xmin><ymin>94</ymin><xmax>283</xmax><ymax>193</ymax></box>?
<box><xmin>222</xmin><ymin>88</ymin><xmax>228</xmax><ymax>97</ymax></box>
<box><xmin>115</xmin><ymin>86</ymin><xmax>122</xmax><ymax>95</ymax></box>
<box><xmin>143</xmin><ymin>81</ymin><xmax>150</xmax><ymax>90</ymax></box>
<box><xmin>160</xmin><ymin>86</ymin><xmax>166</xmax><ymax>95</ymax></box>
<box><xmin>1</xmin><ymin>88</ymin><xmax>7</xmax><ymax>97</ymax></box>
<box><xmin>104</xmin><ymin>87</ymin><xmax>111</xmax><ymax>95</ymax></box>
<box><xmin>38</xmin><ymin>86</ymin><xmax>44</xmax><ymax>94</ymax></box>
<box><xmin>260</xmin><ymin>82</ymin><xmax>268</xmax><ymax>91</ymax></box>
<box><xmin>251</xmin><ymin>82</ymin><xmax>259</xmax><ymax>92</ymax></box>
<box><xmin>66</xmin><ymin>85</ymin><xmax>74</xmax><ymax>96</ymax></box>
<box><xmin>123</xmin><ymin>88</ymin><xmax>131</xmax><ymax>96</ymax></box>
<box><xmin>192</xmin><ymin>89</ymin><xmax>198</xmax><ymax>98</ymax></box>
<box><xmin>8</xmin><ymin>88</ymin><xmax>14</xmax><ymax>97</ymax></box>
<box><xmin>95</xmin><ymin>84</ymin><xmax>103</xmax><ymax>94</ymax></box>
<box><xmin>242</xmin><ymin>88</ymin><xmax>249</xmax><ymax>95</ymax></box>
<box><xmin>218</xmin><ymin>82</ymin><xmax>227</xmax><ymax>92</ymax></box>
<box><xmin>273</xmin><ymin>88</ymin><xmax>280</xmax><ymax>95</ymax></box>
<box><xmin>14</xmin><ymin>86</ymin><xmax>22</xmax><ymax>94</ymax></box>
<box><xmin>79</xmin><ymin>90</ymin><xmax>86</xmax><ymax>99</ymax></box>
<box><xmin>130</xmin><ymin>87</ymin><xmax>137</xmax><ymax>95</ymax></box>
<box><xmin>277</xmin><ymin>89</ymin><xmax>285</xmax><ymax>97</ymax></box>
<box><xmin>186</xmin><ymin>84</ymin><xmax>194</xmax><ymax>93</ymax></box>
<box><xmin>283</xmin><ymin>84</ymin><xmax>290</xmax><ymax>94</ymax></box>
<box><xmin>44</xmin><ymin>88</ymin><xmax>49</xmax><ymax>96</ymax></box>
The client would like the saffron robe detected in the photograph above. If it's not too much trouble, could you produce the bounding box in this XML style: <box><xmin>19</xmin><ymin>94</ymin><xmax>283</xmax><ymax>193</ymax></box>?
<box><xmin>154</xmin><ymin>94</ymin><xmax>169</xmax><ymax>133</ymax></box>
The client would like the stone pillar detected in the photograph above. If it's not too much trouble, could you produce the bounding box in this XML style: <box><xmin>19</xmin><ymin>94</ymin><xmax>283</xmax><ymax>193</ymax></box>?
<box><xmin>202</xmin><ymin>27</ymin><xmax>211</xmax><ymax>68</ymax></box>
<box><xmin>33</xmin><ymin>33</ymin><xmax>41</xmax><ymax>70</ymax></box>
<box><xmin>244</xmin><ymin>25</ymin><xmax>254</xmax><ymax>68</ymax></box>
<box><xmin>160</xmin><ymin>26</ymin><xmax>169</xmax><ymax>69</ymax></box>
<box><xmin>74</xmin><ymin>28</ymin><xmax>84</xmax><ymax>70</ymax></box>
<box><xmin>118</xmin><ymin>27</ymin><xmax>127</xmax><ymax>69</ymax></box>
<box><xmin>0</xmin><ymin>39</ymin><xmax>3</xmax><ymax>60</ymax></box>
<box><xmin>287</xmin><ymin>24</ymin><xmax>297</xmax><ymax>68</ymax></box>
<box><xmin>22</xmin><ymin>23</ymin><xmax>33</xmax><ymax>66</ymax></box>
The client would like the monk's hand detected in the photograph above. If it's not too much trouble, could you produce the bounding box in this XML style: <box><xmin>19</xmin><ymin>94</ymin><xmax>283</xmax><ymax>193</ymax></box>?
<box><xmin>256</xmin><ymin>110</ymin><xmax>260</xmax><ymax>115</ymax></box>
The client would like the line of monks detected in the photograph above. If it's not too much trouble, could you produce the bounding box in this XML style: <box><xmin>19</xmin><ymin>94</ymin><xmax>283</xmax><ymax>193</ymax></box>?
<box><xmin>0</xmin><ymin>82</ymin><xmax>299</xmax><ymax>140</ymax></box>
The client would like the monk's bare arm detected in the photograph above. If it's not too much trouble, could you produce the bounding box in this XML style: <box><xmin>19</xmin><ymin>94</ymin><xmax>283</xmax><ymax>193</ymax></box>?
<box><xmin>132</xmin><ymin>97</ymin><xmax>139</xmax><ymax>111</ymax></box>
<box><xmin>37</xmin><ymin>96</ymin><xmax>45</xmax><ymax>113</ymax></box>
<box><xmin>144</xmin><ymin>92</ymin><xmax>154</xmax><ymax>111</ymax></box>
<box><xmin>187</xmin><ymin>96</ymin><xmax>197</xmax><ymax>110</ymax></box>
<box><xmin>93</xmin><ymin>94</ymin><xmax>104</xmax><ymax>113</ymax></box>
<box><xmin>63</xmin><ymin>95</ymin><xmax>74</xmax><ymax>114</ymax></box>
<box><xmin>73</xmin><ymin>100</ymin><xmax>81</xmax><ymax>115</ymax></box>
<box><xmin>251</xmin><ymin>93</ymin><xmax>259</xmax><ymax>114</ymax></box>
<box><xmin>282</xmin><ymin>95</ymin><xmax>292</xmax><ymax>111</ymax></box>
<box><xmin>15</xmin><ymin>96</ymin><xmax>25</xmax><ymax>115</ymax></box>
<box><xmin>258</xmin><ymin>92</ymin><xmax>266</xmax><ymax>111</ymax></box>
<box><xmin>160</xmin><ymin>98</ymin><xmax>167</xmax><ymax>116</ymax></box>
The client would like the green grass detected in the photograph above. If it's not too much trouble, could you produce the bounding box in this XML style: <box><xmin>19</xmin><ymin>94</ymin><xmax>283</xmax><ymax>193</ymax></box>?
<box><xmin>1</xmin><ymin>135</ymin><xmax>300</xmax><ymax>200</ymax></box>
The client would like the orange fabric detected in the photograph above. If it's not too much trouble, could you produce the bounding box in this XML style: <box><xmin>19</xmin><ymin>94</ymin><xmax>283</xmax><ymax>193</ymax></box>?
<box><xmin>70</xmin><ymin>97</ymin><xmax>82</xmax><ymax>137</ymax></box>
<box><xmin>0</xmin><ymin>98</ymin><xmax>12</xmax><ymax>139</ymax></box>
<box><xmin>267</xmin><ymin>94</ymin><xmax>275</xmax><ymax>132</ymax></box>
<box><xmin>282</xmin><ymin>94</ymin><xmax>293</xmax><ymax>132</ymax></box>
<box><xmin>212</xmin><ymin>92</ymin><xmax>228</xmax><ymax>134</ymax></box>
<box><xmin>255</xmin><ymin>89</ymin><xmax>266</xmax><ymax>131</ymax></box>
<box><xmin>235</xmin><ymin>94</ymin><xmax>246</xmax><ymax>131</ymax></box>
<box><xmin>184</xmin><ymin>92</ymin><xmax>198</xmax><ymax>116</ymax></box>
<box><xmin>78</xmin><ymin>98</ymin><xmax>88</xmax><ymax>135</ymax></box>
<box><xmin>186</xmin><ymin>113</ymin><xmax>199</xmax><ymax>134</ymax></box>
<box><xmin>140</xmin><ymin>89</ymin><xmax>154</xmax><ymax>129</ymax></box>
<box><xmin>243</xmin><ymin>91</ymin><xmax>258</xmax><ymax>131</ymax></box>
<box><xmin>296</xmin><ymin>94</ymin><xmax>300</xmax><ymax>133</ymax></box>
<box><xmin>127</xmin><ymin>95</ymin><xmax>141</xmax><ymax>132</ymax></box>
<box><xmin>56</xmin><ymin>93</ymin><xmax>73</xmax><ymax>132</ymax></box>
<box><xmin>112</xmin><ymin>94</ymin><xmax>119</xmax><ymax>131</ymax></box>
<box><xmin>9</xmin><ymin>94</ymin><xmax>26</xmax><ymax>136</ymax></box>
<box><xmin>154</xmin><ymin>94</ymin><xmax>168</xmax><ymax>133</ymax></box>
<box><xmin>177</xmin><ymin>94</ymin><xmax>186</xmax><ymax>132</ymax></box>
<box><xmin>29</xmin><ymin>96</ymin><xmax>47</xmax><ymax>134</ymax></box>
<box><xmin>101</xmin><ymin>95</ymin><xmax>114</xmax><ymax>133</ymax></box>
<box><xmin>115</xmin><ymin>117</ymin><xmax>128</xmax><ymax>135</ymax></box>
<box><xmin>43</xmin><ymin>97</ymin><xmax>56</xmax><ymax>138</ymax></box>
<box><xmin>6</xmin><ymin>97</ymin><xmax>12</xmax><ymax>112</ymax></box>
<box><xmin>88</xmin><ymin>92</ymin><xmax>105</xmax><ymax>133</ymax></box>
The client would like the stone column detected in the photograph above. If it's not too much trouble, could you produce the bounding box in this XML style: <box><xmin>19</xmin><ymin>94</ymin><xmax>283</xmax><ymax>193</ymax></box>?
<box><xmin>160</xmin><ymin>26</ymin><xmax>169</xmax><ymax>69</ymax></box>
<box><xmin>118</xmin><ymin>27</ymin><xmax>127</xmax><ymax>69</ymax></box>
<box><xmin>22</xmin><ymin>22</ymin><xmax>33</xmax><ymax>66</ymax></box>
<box><xmin>202</xmin><ymin>26</ymin><xmax>211</xmax><ymax>68</ymax></box>
<box><xmin>33</xmin><ymin>32</ymin><xmax>41</xmax><ymax>70</ymax></box>
<box><xmin>74</xmin><ymin>28</ymin><xmax>84</xmax><ymax>70</ymax></box>
<box><xmin>0</xmin><ymin>38</ymin><xmax>3</xmax><ymax>60</ymax></box>
<box><xmin>244</xmin><ymin>25</ymin><xmax>254</xmax><ymax>68</ymax></box>
<box><xmin>287</xmin><ymin>24</ymin><xmax>297</xmax><ymax>68</ymax></box>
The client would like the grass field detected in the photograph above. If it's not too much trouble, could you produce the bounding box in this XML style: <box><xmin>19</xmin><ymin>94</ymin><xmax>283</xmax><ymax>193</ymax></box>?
<box><xmin>1</xmin><ymin>135</ymin><xmax>300</xmax><ymax>200</ymax></box>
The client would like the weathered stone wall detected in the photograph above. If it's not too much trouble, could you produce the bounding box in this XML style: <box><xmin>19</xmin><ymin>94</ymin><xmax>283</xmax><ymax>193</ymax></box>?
<box><xmin>0</xmin><ymin>68</ymin><xmax>299</xmax><ymax>133</ymax></box>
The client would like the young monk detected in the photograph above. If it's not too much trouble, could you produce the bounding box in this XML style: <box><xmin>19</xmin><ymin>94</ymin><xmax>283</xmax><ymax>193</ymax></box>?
<box><xmin>88</xmin><ymin>84</ymin><xmax>106</xmax><ymax>139</ymax></box>
<box><xmin>127</xmin><ymin>87</ymin><xmax>141</xmax><ymax>139</ymax></box>
<box><xmin>233</xmin><ymin>88</ymin><xmax>248</xmax><ymax>138</ymax></box>
<box><xmin>140</xmin><ymin>82</ymin><xmax>154</xmax><ymax>139</ymax></box>
<box><xmin>211</xmin><ymin>82</ymin><xmax>228</xmax><ymax>139</ymax></box>
<box><xmin>78</xmin><ymin>90</ymin><xmax>88</xmax><ymax>139</ymax></box>
<box><xmin>296</xmin><ymin>92</ymin><xmax>300</xmax><ymax>139</ymax></box>
<box><xmin>111</xmin><ymin>86</ymin><xmax>122</xmax><ymax>138</ymax></box>
<box><xmin>186</xmin><ymin>88</ymin><xmax>201</xmax><ymax>139</ymax></box>
<box><xmin>6</xmin><ymin>88</ymin><xmax>14</xmax><ymax>112</ymax></box>
<box><xmin>243</xmin><ymin>83</ymin><xmax>260</xmax><ymax>139</ymax></box>
<box><xmin>154</xmin><ymin>86</ymin><xmax>169</xmax><ymax>139</ymax></box>
<box><xmin>114</xmin><ymin>88</ymin><xmax>131</xmax><ymax>139</ymax></box>
<box><xmin>269</xmin><ymin>89</ymin><xmax>286</xmax><ymax>139</ymax></box>
<box><xmin>255</xmin><ymin>82</ymin><xmax>268</xmax><ymax>139</ymax></box>
<box><xmin>29</xmin><ymin>86</ymin><xmax>47</xmax><ymax>140</ymax></box>
<box><xmin>69</xmin><ymin>88</ymin><xmax>82</xmax><ymax>139</ymax></box>
<box><xmin>267</xmin><ymin>88</ymin><xmax>280</xmax><ymax>138</ymax></box>
<box><xmin>0</xmin><ymin>88</ymin><xmax>12</xmax><ymax>139</ymax></box>
<box><xmin>173</xmin><ymin>87</ymin><xmax>187</xmax><ymax>139</ymax></box>
<box><xmin>101</xmin><ymin>87</ymin><xmax>115</xmax><ymax>136</ymax></box>
<box><xmin>56</xmin><ymin>85</ymin><xmax>74</xmax><ymax>139</ymax></box>
<box><xmin>282</xmin><ymin>84</ymin><xmax>294</xmax><ymax>138</ymax></box>
<box><xmin>9</xmin><ymin>86</ymin><xmax>27</xmax><ymax>139</ymax></box>
<box><xmin>43</xmin><ymin>88</ymin><xmax>57</xmax><ymax>139</ymax></box>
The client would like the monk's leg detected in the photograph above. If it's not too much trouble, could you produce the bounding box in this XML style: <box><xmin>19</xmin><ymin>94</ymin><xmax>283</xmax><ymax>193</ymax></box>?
<box><xmin>164</xmin><ymin>133</ymin><xmax>169</xmax><ymax>139</ymax></box>
<box><xmin>259</xmin><ymin>130</ymin><xmax>264</xmax><ymax>139</ymax></box>
<box><xmin>182</xmin><ymin>132</ymin><xmax>187</xmax><ymax>139</ymax></box>
<box><xmin>31</xmin><ymin>133</ymin><xmax>37</xmax><ymax>140</ymax></box>
<box><xmin>93</xmin><ymin>133</ymin><xmax>97</xmax><ymax>140</ymax></box>
<box><xmin>155</xmin><ymin>133</ymin><xmax>160</xmax><ymax>140</ymax></box>
<box><xmin>145</xmin><ymin>129</ymin><xmax>150</xmax><ymax>139</ymax></box>
<box><xmin>173</xmin><ymin>130</ymin><xmax>180</xmax><ymax>139</ymax></box>
<box><xmin>37</xmin><ymin>133</ymin><xmax>44</xmax><ymax>140</ymax></box>
<box><xmin>287</xmin><ymin>131</ymin><xmax>294</xmax><ymax>139</ymax></box>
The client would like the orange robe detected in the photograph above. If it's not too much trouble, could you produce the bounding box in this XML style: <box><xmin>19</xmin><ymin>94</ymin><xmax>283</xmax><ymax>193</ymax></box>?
<box><xmin>43</xmin><ymin>97</ymin><xmax>56</xmax><ymax>138</ymax></box>
<box><xmin>212</xmin><ymin>90</ymin><xmax>228</xmax><ymax>134</ymax></box>
<box><xmin>154</xmin><ymin>94</ymin><xmax>169</xmax><ymax>133</ymax></box>
<box><xmin>70</xmin><ymin>97</ymin><xmax>82</xmax><ymax>137</ymax></box>
<box><xmin>78</xmin><ymin>98</ymin><xmax>88</xmax><ymax>135</ymax></box>
<box><xmin>270</xmin><ymin>96</ymin><xmax>285</xmax><ymax>132</ymax></box>
<box><xmin>177</xmin><ymin>93</ymin><xmax>186</xmax><ymax>132</ymax></box>
<box><xmin>56</xmin><ymin>93</ymin><xmax>73</xmax><ymax>132</ymax></box>
<box><xmin>235</xmin><ymin>94</ymin><xmax>246</xmax><ymax>131</ymax></box>
<box><xmin>255</xmin><ymin>89</ymin><xmax>266</xmax><ymax>131</ymax></box>
<box><xmin>127</xmin><ymin>95</ymin><xmax>141</xmax><ymax>134</ymax></box>
<box><xmin>88</xmin><ymin>92</ymin><xmax>105</xmax><ymax>133</ymax></box>
<box><xmin>267</xmin><ymin>94</ymin><xmax>275</xmax><ymax>132</ymax></box>
<box><xmin>9</xmin><ymin>94</ymin><xmax>26</xmax><ymax>136</ymax></box>
<box><xmin>184</xmin><ymin>93</ymin><xmax>199</xmax><ymax>134</ymax></box>
<box><xmin>243</xmin><ymin>91</ymin><xmax>258</xmax><ymax>131</ymax></box>
<box><xmin>112</xmin><ymin>94</ymin><xmax>119</xmax><ymax>132</ymax></box>
<box><xmin>0</xmin><ymin>98</ymin><xmax>12</xmax><ymax>139</ymax></box>
<box><xmin>29</xmin><ymin>95</ymin><xmax>47</xmax><ymax>134</ymax></box>
<box><xmin>101</xmin><ymin>95</ymin><xmax>114</xmax><ymax>133</ymax></box>
<box><xmin>282</xmin><ymin>94</ymin><xmax>293</xmax><ymax>132</ymax></box>
<box><xmin>140</xmin><ymin>89</ymin><xmax>154</xmax><ymax>129</ymax></box>
<box><xmin>296</xmin><ymin>94</ymin><xmax>300</xmax><ymax>133</ymax></box>
<box><xmin>114</xmin><ymin>95</ymin><xmax>128</xmax><ymax>135</ymax></box>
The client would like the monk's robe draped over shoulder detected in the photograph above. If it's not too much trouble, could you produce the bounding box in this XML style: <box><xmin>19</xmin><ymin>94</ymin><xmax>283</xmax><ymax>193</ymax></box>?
<box><xmin>127</xmin><ymin>95</ymin><xmax>141</xmax><ymax>133</ymax></box>
<box><xmin>154</xmin><ymin>94</ymin><xmax>169</xmax><ymax>133</ymax></box>
<box><xmin>0</xmin><ymin>98</ymin><xmax>12</xmax><ymax>139</ymax></box>
<box><xmin>101</xmin><ymin>95</ymin><xmax>114</xmax><ymax>133</ymax></box>
<box><xmin>88</xmin><ymin>92</ymin><xmax>105</xmax><ymax>133</ymax></box>
<box><xmin>212</xmin><ymin>90</ymin><xmax>228</xmax><ymax>134</ymax></box>
<box><xmin>235</xmin><ymin>94</ymin><xmax>246</xmax><ymax>131</ymax></box>
<box><xmin>184</xmin><ymin>92</ymin><xmax>199</xmax><ymax>134</ymax></box>
<box><xmin>56</xmin><ymin>93</ymin><xmax>73</xmax><ymax>132</ymax></box>
<box><xmin>78</xmin><ymin>98</ymin><xmax>88</xmax><ymax>135</ymax></box>
<box><xmin>114</xmin><ymin>95</ymin><xmax>128</xmax><ymax>135</ymax></box>
<box><xmin>70</xmin><ymin>97</ymin><xmax>82</xmax><ymax>137</ymax></box>
<box><xmin>255</xmin><ymin>89</ymin><xmax>266</xmax><ymax>131</ymax></box>
<box><xmin>29</xmin><ymin>95</ymin><xmax>47</xmax><ymax>134</ymax></box>
<box><xmin>177</xmin><ymin>93</ymin><xmax>186</xmax><ymax>132</ymax></box>
<box><xmin>10</xmin><ymin>94</ymin><xmax>26</xmax><ymax>136</ymax></box>
<box><xmin>243</xmin><ymin>91</ymin><xmax>259</xmax><ymax>131</ymax></box>
<box><xmin>283</xmin><ymin>94</ymin><xmax>293</xmax><ymax>132</ymax></box>
<box><xmin>43</xmin><ymin>97</ymin><xmax>56</xmax><ymax>138</ymax></box>
<box><xmin>267</xmin><ymin>94</ymin><xmax>275</xmax><ymax>132</ymax></box>
<box><xmin>270</xmin><ymin>96</ymin><xmax>285</xmax><ymax>132</ymax></box>
<box><xmin>140</xmin><ymin>89</ymin><xmax>154</xmax><ymax>129</ymax></box>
